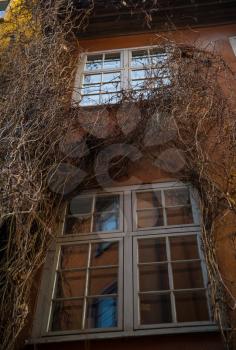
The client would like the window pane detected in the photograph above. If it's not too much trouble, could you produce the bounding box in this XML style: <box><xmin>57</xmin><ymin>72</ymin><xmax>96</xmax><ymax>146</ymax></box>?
<box><xmin>65</xmin><ymin>216</ymin><xmax>91</xmax><ymax>234</ymax></box>
<box><xmin>137</xmin><ymin>191</ymin><xmax>162</xmax><ymax>209</ymax></box>
<box><xmin>139</xmin><ymin>264</ymin><xmax>169</xmax><ymax>291</ymax></box>
<box><xmin>86</xmin><ymin>55</ymin><xmax>103</xmax><ymax>70</ymax></box>
<box><xmin>131</xmin><ymin>79</ymin><xmax>146</xmax><ymax>89</ymax></box>
<box><xmin>69</xmin><ymin>196</ymin><xmax>93</xmax><ymax>215</ymax></box>
<box><xmin>88</xmin><ymin>268</ymin><xmax>118</xmax><ymax>296</ymax></box>
<box><xmin>84</xmin><ymin>74</ymin><xmax>102</xmax><ymax>84</ymax></box>
<box><xmin>137</xmin><ymin>209</ymin><xmax>164</xmax><ymax>228</ymax></box>
<box><xmin>95</xmin><ymin>195</ymin><xmax>119</xmax><ymax>212</ymax></box>
<box><xmin>80</xmin><ymin>94</ymin><xmax>100</xmax><ymax>106</ymax></box>
<box><xmin>170</xmin><ymin>235</ymin><xmax>199</xmax><ymax>261</ymax></box>
<box><xmin>175</xmin><ymin>291</ymin><xmax>209</xmax><ymax>322</ymax></box>
<box><xmin>103</xmin><ymin>72</ymin><xmax>120</xmax><ymax>82</ymax></box>
<box><xmin>140</xmin><ymin>293</ymin><xmax>172</xmax><ymax>324</ymax></box>
<box><xmin>172</xmin><ymin>261</ymin><xmax>204</xmax><ymax>289</ymax></box>
<box><xmin>166</xmin><ymin>206</ymin><xmax>193</xmax><ymax>225</ymax></box>
<box><xmin>165</xmin><ymin>188</ymin><xmax>191</xmax><ymax>206</ymax></box>
<box><xmin>132</xmin><ymin>69</ymin><xmax>148</xmax><ymax>80</ymax></box>
<box><xmin>82</xmin><ymin>84</ymin><xmax>101</xmax><ymax>95</ymax></box>
<box><xmin>93</xmin><ymin>212</ymin><xmax>119</xmax><ymax>232</ymax></box>
<box><xmin>103</xmin><ymin>53</ymin><xmax>121</xmax><ymax>69</ymax></box>
<box><xmin>149</xmin><ymin>49</ymin><xmax>168</xmax><ymax>65</ymax></box>
<box><xmin>56</xmin><ymin>271</ymin><xmax>86</xmax><ymax>298</ymax></box>
<box><xmin>91</xmin><ymin>242</ymin><xmax>119</xmax><ymax>266</ymax></box>
<box><xmin>102</xmin><ymin>82</ymin><xmax>120</xmax><ymax>93</ymax></box>
<box><xmin>138</xmin><ymin>238</ymin><xmax>167</xmax><ymax>263</ymax></box>
<box><xmin>60</xmin><ymin>245</ymin><xmax>88</xmax><ymax>269</ymax></box>
<box><xmin>86</xmin><ymin>296</ymin><xmax>117</xmax><ymax>328</ymax></box>
<box><xmin>100</xmin><ymin>93</ymin><xmax>120</xmax><ymax>104</ymax></box>
<box><xmin>51</xmin><ymin>299</ymin><xmax>83</xmax><ymax>331</ymax></box>
<box><xmin>132</xmin><ymin>50</ymin><xmax>149</xmax><ymax>67</ymax></box>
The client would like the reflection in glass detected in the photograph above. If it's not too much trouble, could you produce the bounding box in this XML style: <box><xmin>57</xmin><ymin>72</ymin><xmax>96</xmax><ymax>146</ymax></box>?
<box><xmin>170</xmin><ymin>235</ymin><xmax>199</xmax><ymax>261</ymax></box>
<box><xmin>166</xmin><ymin>206</ymin><xmax>193</xmax><ymax>225</ymax></box>
<box><xmin>103</xmin><ymin>72</ymin><xmax>120</xmax><ymax>82</ymax></box>
<box><xmin>95</xmin><ymin>195</ymin><xmax>119</xmax><ymax>212</ymax></box>
<box><xmin>175</xmin><ymin>291</ymin><xmax>209</xmax><ymax>322</ymax></box>
<box><xmin>86</xmin><ymin>296</ymin><xmax>117</xmax><ymax>328</ymax></box>
<box><xmin>140</xmin><ymin>293</ymin><xmax>172</xmax><ymax>324</ymax></box>
<box><xmin>60</xmin><ymin>244</ymin><xmax>88</xmax><ymax>269</ymax></box>
<box><xmin>172</xmin><ymin>261</ymin><xmax>204</xmax><ymax>289</ymax></box>
<box><xmin>56</xmin><ymin>271</ymin><xmax>86</xmax><ymax>298</ymax></box>
<box><xmin>137</xmin><ymin>209</ymin><xmax>164</xmax><ymax>228</ymax></box>
<box><xmin>86</xmin><ymin>55</ymin><xmax>103</xmax><ymax>70</ymax></box>
<box><xmin>51</xmin><ymin>299</ymin><xmax>83</xmax><ymax>331</ymax></box>
<box><xmin>165</xmin><ymin>188</ymin><xmax>191</xmax><ymax>206</ymax></box>
<box><xmin>137</xmin><ymin>191</ymin><xmax>162</xmax><ymax>209</ymax></box>
<box><xmin>93</xmin><ymin>212</ymin><xmax>119</xmax><ymax>232</ymax></box>
<box><xmin>132</xmin><ymin>50</ymin><xmax>149</xmax><ymax>67</ymax></box>
<box><xmin>84</xmin><ymin>74</ymin><xmax>102</xmax><ymax>84</ymax></box>
<box><xmin>88</xmin><ymin>268</ymin><xmax>118</xmax><ymax>296</ymax></box>
<box><xmin>80</xmin><ymin>94</ymin><xmax>100</xmax><ymax>106</ymax></box>
<box><xmin>82</xmin><ymin>84</ymin><xmax>101</xmax><ymax>95</ymax></box>
<box><xmin>69</xmin><ymin>196</ymin><xmax>93</xmax><ymax>215</ymax></box>
<box><xmin>138</xmin><ymin>238</ymin><xmax>167</xmax><ymax>263</ymax></box>
<box><xmin>139</xmin><ymin>264</ymin><xmax>169</xmax><ymax>291</ymax></box>
<box><xmin>91</xmin><ymin>242</ymin><xmax>119</xmax><ymax>266</ymax></box>
<box><xmin>65</xmin><ymin>216</ymin><xmax>91</xmax><ymax>235</ymax></box>
<box><xmin>103</xmin><ymin>53</ymin><xmax>121</xmax><ymax>69</ymax></box>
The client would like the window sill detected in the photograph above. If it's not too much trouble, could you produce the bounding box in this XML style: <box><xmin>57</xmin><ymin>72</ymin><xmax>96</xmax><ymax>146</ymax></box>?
<box><xmin>28</xmin><ymin>324</ymin><xmax>219</xmax><ymax>345</ymax></box>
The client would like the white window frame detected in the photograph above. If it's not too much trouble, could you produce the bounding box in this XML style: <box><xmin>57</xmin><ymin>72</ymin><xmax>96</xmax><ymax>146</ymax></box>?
<box><xmin>30</xmin><ymin>181</ymin><xmax>218</xmax><ymax>345</ymax></box>
<box><xmin>72</xmin><ymin>45</ymin><xmax>169</xmax><ymax>106</ymax></box>
<box><xmin>229</xmin><ymin>36</ymin><xmax>236</xmax><ymax>56</ymax></box>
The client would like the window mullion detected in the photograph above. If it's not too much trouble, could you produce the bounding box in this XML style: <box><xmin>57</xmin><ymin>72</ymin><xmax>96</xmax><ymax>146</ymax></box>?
<box><xmin>122</xmin><ymin>50</ymin><xmax>130</xmax><ymax>91</ymax></box>
<box><xmin>166</xmin><ymin>236</ymin><xmax>177</xmax><ymax>323</ymax></box>
<box><xmin>82</xmin><ymin>242</ymin><xmax>92</xmax><ymax>329</ymax></box>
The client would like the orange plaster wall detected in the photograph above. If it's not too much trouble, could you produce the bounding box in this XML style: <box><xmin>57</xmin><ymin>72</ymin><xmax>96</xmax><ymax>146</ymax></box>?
<box><xmin>26</xmin><ymin>24</ymin><xmax>236</xmax><ymax>350</ymax></box>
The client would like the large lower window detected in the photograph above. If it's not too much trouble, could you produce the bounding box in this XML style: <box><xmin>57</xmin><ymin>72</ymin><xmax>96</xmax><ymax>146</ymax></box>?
<box><xmin>33</xmin><ymin>182</ymin><xmax>214</xmax><ymax>341</ymax></box>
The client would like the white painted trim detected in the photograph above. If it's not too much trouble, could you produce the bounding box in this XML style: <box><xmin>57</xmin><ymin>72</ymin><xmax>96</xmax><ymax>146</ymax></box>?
<box><xmin>229</xmin><ymin>36</ymin><xmax>236</xmax><ymax>56</ymax></box>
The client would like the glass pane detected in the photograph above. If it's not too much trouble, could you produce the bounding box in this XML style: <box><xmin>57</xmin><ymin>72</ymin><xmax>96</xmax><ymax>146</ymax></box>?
<box><xmin>102</xmin><ymin>82</ymin><xmax>120</xmax><ymax>93</ymax></box>
<box><xmin>103</xmin><ymin>53</ymin><xmax>121</xmax><ymax>69</ymax></box>
<box><xmin>82</xmin><ymin>84</ymin><xmax>100</xmax><ymax>95</ymax></box>
<box><xmin>140</xmin><ymin>293</ymin><xmax>172</xmax><ymax>324</ymax></box>
<box><xmin>88</xmin><ymin>268</ymin><xmax>118</xmax><ymax>295</ymax></box>
<box><xmin>138</xmin><ymin>238</ymin><xmax>167</xmax><ymax>263</ymax></box>
<box><xmin>101</xmin><ymin>93</ymin><xmax>120</xmax><ymax>104</ymax></box>
<box><xmin>80</xmin><ymin>94</ymin><xmax>100</xmax><ymax>106</ymax></box>
<box><xmin>175</xmin><ymin>291</ymin><xmax>209</xmax><ymax>322</ymax></box>
<box><xmin>149</xmin><ymin>50</ymin><xmax>168</xmax><ymax>65</ymax></box>
<box><xmin>95</xmin><ymin>195</ymin><xmax>119</xmax><ymax>212</ymax></box>
<box><xmin>137</xmin><ymin>209</ymin><xmax>164</xmax><ymax>228</ymax></box>
<box><xmin>139</xmin><ymin>264</ymin><xmax>169</xmax><ymax>291</ymax></box>
<box><xmin>165</xmin><ymin>188</ymin><xmax>191</xmax><ymax>206</ymax></box>
<box><xmin>91</xmin><ymin>241</ymin><xmax>119</xmax><ymax>266</ymax></box>
<box><xmin>172</xmin><ymin>261</ymin><xmax>204</xmax><ymax>289</ymax></box>
<box><xmin>64</xmin><ymin>216</ymin><xmax>91</xmax><ymax>234</ymax></box>
<box><xmin>60</xmin><ymin>244</ymin><xmax>88</xmax><ymax>269</ymax></box>
<box><xmin>56</xmin><ymin>271</ymin><xmax>86</xmax><ymax>298</ymax></box>
<box><xmin>84</xmin><ymin>74</ymin><xmax>102</xmax><ymax>84</ymax></box>
<box><xmin>93</xmin><ymin>212</ymin><xmax>119</xmax><ymax>232</ymax></box>
<box><xmin>132</xmin><ymin>50</ymin><xmax>149</xmax><ymax>67</ymax></box>
<box><xmin>132</xmin><ymin>69</ymin><xmax>148</xmax><ymax>80</ymax></box>
<box><xmin>131</xmin><ymin>80</ymin><xmax>146</xmax><ymax>90</ymax></box>
<box><xmin>51</xmin><ymin>299</ymin><xmax>83</xmax><ymax>331</ymax></box>
<box><xmin>69</xmin><ymin>196</ymin><xmax>93</xmax><ymax>215</ymax></box>
<box><xmin>86</xmin><ymin>296</ymin><xmax>117</xmax><ymax>328</ymax></box>
<box><xmin>103</xmin><ymin>72</ymin><xmax>120</xmax><ymax>82</ymax></box>
<box><xmin>166</xmin><ymin>206</ymin><xmax>193</xmax><ymax>225</ymax></box>
<box><xmin>86</xmin><ymin>55</ymin><xmax>103</xmax><ymax>70</ymax></box>
<box><xmin>137</xmin><ymin>191</ymin><xmax>162</xmax><ymax>209</ymax></box>
<box><xmin>170</xmin><ymin>235</ymin><xmax>199</xmax><ymax>261</ymax></box>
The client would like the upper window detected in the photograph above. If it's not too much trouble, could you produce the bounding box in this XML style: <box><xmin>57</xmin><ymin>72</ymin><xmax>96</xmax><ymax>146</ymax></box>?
<box><xmin>74</xmin><ymin>47</ymin><xmax>170</xmax><ymax>106</ymax></box>
<box><xmin>33</xmin><ymin>183</ymin><xmax>214</xmax><ymax>342</ymax></box>
<box><xmin>0</xmin><ymin>0</ymin><xmax>9</xmax><ymax>19</ymax></box>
